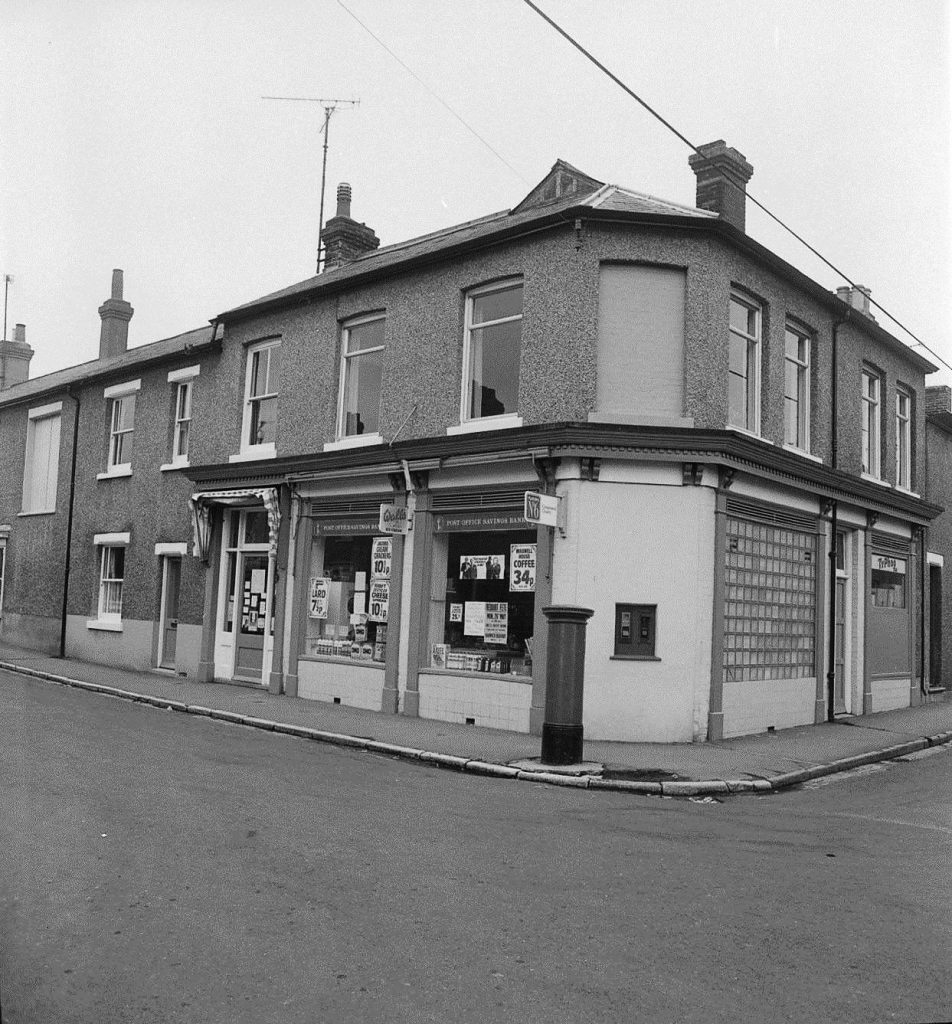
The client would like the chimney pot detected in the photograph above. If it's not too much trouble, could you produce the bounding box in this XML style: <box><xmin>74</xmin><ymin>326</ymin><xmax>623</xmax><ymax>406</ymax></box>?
<box><xmin>688</xmin><ymin>140</ymin><xmax>754</xmax><ymax>232</ymax></box>
<box><xmin>320</xmin><ymin>183</ymin><xmax>379</xmax><ymax>272</ymax></box>
<box><xmin>98</xmin><ymin>268</ymin><xmax>134</xmax><ymax>359</ymax></box>
<box><xmin>13</xmin><ymin>323</ymin><xmax>25</xmax><ymax>344</ymax></box>
<box><xmin>336</xmin><ymin>182</ymin><xmax>352</xmax><ymax>218</ymax></box>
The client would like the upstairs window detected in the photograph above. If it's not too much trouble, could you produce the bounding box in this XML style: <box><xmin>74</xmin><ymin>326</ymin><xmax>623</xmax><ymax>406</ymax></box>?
<box><xmin>728</xmin><ymin>292</ymin><xmax>761</xmax><ymax>434</ymax></box>
<box><xmin>164</xmin><ymin>364</ymin><xmax>199</xmax><ymax>469</ymax></box>
<box><xmin>895</xmin><ymin>386</ymin><xmax>912</xmax><ymax>489</ymax></box>
<box><xmin>783</xmin><ymin>324</ymin><xmax>811</xmax><ymax>451</ymax></box>
<box><xmin>861</xmin><ymin>369</ymin><xmax>881</xmax><ymax>478</ymax></box>
<box><xmin>462</xmin><ymin>279</ymin><xmax>523</xmax><ymax>423</ymax></box>
<box><xmin>338</xmin><ymin>315</ymin><xmax>385</xmax><ymax>439</ymax></box>
<box><xmin>241</xmin><ymin>340</ymin><xmax>280</xmax><ymax>454</ymax></box>
<box><xmin>100</xmin><ymin>378</ymin><xmax>141</xmax><ymax>477</ymax></box>
<box><xmin>22</xmin><ymin>401</ymin><xmax>62</xmax><ymax>514</ymax></box>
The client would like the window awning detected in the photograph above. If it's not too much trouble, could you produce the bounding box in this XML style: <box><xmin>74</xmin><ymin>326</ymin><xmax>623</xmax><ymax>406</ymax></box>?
<box><xmin>189</xmin><ymin>488</ymin><xmax>281</xmax><ymax>562</ymax></box>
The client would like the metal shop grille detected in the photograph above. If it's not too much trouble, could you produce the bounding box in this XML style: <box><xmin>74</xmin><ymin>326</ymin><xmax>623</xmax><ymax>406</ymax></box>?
<box><xmin>429</xmin><ymin>488</ymin><xmax>527</xmax><ymax>512</ymax></box>
<box><xmin>723</xmin><ymin>517</ymin><xmax>817</xmax><ymax>683</ymax></box>
<box><xmin>309</xmin><ymin>496</ymin><xmax>391</xmax><ymax>518</ymax></box>
<box><xmin>870</xmin><ymin>532</ymin><xmax>910</xmax><ymax>555</ymax></box>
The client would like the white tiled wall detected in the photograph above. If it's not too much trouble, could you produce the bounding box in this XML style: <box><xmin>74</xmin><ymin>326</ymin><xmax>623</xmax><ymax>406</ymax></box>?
<box><xmin>297</xmin><ymin>657</ymin><xmax>384</xmax><ymax>711</ymax></box>
<box><xmin>417</xmin><ymin>671</ymin><xmax>532</xmax><ymax>732</ymax></box>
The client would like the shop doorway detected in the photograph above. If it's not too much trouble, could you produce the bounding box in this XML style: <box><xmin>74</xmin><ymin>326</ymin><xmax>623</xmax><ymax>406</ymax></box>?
<box><xmin>158</xmin><ymin>556</ymin><xmax>181</xmax><ymax>669</ymax></box>
<box><xmin>214</xmin><ymin>508</ymin><xmax>274</xmax><ymax>685</ymax></box>
<box><xmin>833</xmin><ymin>530</ymin><xmax>853</xmax><ymax>715</ymax></box>
<box><xmin>930</xmin><ymin>564</ymin><xmax>943</xmax><ymax>689</ymax></box>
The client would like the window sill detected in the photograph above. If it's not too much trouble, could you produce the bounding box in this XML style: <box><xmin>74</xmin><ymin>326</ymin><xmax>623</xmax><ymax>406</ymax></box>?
<box><xmin>418</xmin><ymin>666</ymin><xmax>532</xmax><ymax>683</ymax></box>
<box><xmin>782</xmin><ymin>444</ymin><xmax>822</xmax><ymax>463</ymax></box>
<box><xmin>160</xmin><ymin>460</ymin><xmax>190</xmax><ymax>473</ymax></box>
<box><xmin>610</xmin><ymin>655</ymin><xmax>662</xmax><ymax>662</ymax></box>
<box><xmin>17</xmin><ymin>509</ymin><xmax>56</xmax><ymax>517</ymax></box>
<box><xmin>229</xmin><ymin>445</ymin><xmax>276</xmax><ymax>463</ymax></box>
<box><xmin>447</xmin><ymin>415</ymin><xmax>523</xmax><ymax>436</ymax></box>
<box><xmin>298</xmin><ymin>654</ymin><xmax>385</xmax><ymax>668</ymax></box>
<box><xmin>861</xmin><ymin>472</ymin><xmax>890</xmax><ymax>488</ymax></box>
<box><xmin>97</xmin><ymin>466</ymin><xmax>132</xmax><ymax>481</ymax></box>
<box><xmin>322</xmin><ymin>432</ymin><xmax>383</xmax><ymax>453</ymax></box>
<box><xmin>726</xmin><ymin>426</ymin><xmax>771</xmax><ymax>444</ymax></box>
<box><xmin>86</xmin><ymin>619</ymin><xmax>123</xmax><ymax>632</ymax></box>
<box><xmin>894</xmin><ymin>484</ymin><xmax>920</xmax><ymax>498</ymax></box>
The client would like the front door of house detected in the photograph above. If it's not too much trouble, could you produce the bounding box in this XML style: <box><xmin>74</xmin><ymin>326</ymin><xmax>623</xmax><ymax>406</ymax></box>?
<box><xmin>158</xmin><ymin>556</ymin><xmax>181</xmax><ymax>669</ymax></box>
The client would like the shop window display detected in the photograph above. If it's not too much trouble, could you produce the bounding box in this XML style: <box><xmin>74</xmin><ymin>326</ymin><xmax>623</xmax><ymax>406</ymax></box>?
<box><xmin>431</xmin><ymin>529</ymin><xmax>536</xmax><ymax>676</ymax></box>
<box><xmin>304</xmin><ymin>534</ymin><xmax>390</xmax><ymax>662</ymax></box>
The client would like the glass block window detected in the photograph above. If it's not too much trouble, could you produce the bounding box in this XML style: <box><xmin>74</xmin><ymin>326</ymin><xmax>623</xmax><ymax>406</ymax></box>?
<box><xmin>723</xmin><ymin>517</ymin><xmax>817</xmax><ymax>682</ymax></box>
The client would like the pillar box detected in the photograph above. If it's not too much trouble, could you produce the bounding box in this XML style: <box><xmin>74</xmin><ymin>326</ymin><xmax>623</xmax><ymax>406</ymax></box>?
<box><xmin>540</xmin><ymin>605</ymin><xmax>594</xmax><ymax>765</ymax></box>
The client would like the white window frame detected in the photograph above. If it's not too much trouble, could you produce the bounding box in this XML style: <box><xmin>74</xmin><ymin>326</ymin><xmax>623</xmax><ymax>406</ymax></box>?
<box><xmin>21</xmin><ymin>401</ymin><xmax>63</xmax><ymax>514</ymax></box>
<box><xmin>861</xmin><ymin>369</ymin><xmax>882</xmax><ymax>479</ymax></box>
<box><xmin>232</xmin><ymin>340</ymin><xmax>280</xmax><ymax>461</ymax></box>
<box><xmin>895</xmin><ymin>386</ymin><xmax>912</xmax><ymax>490</ymax></box>
<box><xmin>161</xmin><ymin>364</ymin><xmax>200</xmax><ymax>471</ymax></box>
<box><xmin>783</xmin><ymin>324</ymin><xmax>811</xmax><ymax>452</ymax></box>
<box><xmin>88</xmin><ymin>532</ymin><xmax>131</xmax><ymax>631</ymax></box>
<box><xmin>334</xmin><ymin>313</ymin><xmax>385</xmax><ymax>444</ymax></box>
<box><xmin>728</xmin><ymin>291</ymin><xmax>762</xmax><ymax>435</ymax></box>
<box><xmin>98</xmin><ymin>380</ymin><xmax>140</xmax><ymax>480</ymax></box>
<box><xmin>457</xmin><ymin>278</ymin><xmax>524</xmax><ymax>430</ymax></box>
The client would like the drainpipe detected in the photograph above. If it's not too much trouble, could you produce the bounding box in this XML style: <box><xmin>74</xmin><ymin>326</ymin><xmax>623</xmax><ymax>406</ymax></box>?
<box><xmin>920</xmin><ymin>526</ymin><xmax>928</xmax><ymax>695</ymax></box>
<box><xmin>59</xmin><ymin>388</ymin><xmax>81</xmax><ymax>658</ymax></box>
<box><xmin>825</xmin><ymin>313</ymin><xmax>848</xmax><ymax>721</ymax></box>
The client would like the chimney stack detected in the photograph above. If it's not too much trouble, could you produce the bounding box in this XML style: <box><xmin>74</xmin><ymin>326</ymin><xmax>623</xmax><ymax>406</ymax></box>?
<box><xmin>688</xmin><ymin>140</ymin><xmax>754</xmax><ymax>232</ymax></box>
<box><xmin>835</xmin><ymin>284</ymin><xmax>875</xmax><ymax>320</ymax></box>
<box><xmin>98</xmin><ymin>268</ymin><xmax>133</xmax><ymax>359</ymax></box>
<box><xmin>0</xmin><ymin>322</ymin><xmax>34</xmax><ymax>389</ymax></box>
<box><xmin>926</xmin><ymin>385</ymin><xmax>951</xmax><ymax>416</ymax></box>
<box><xmin>320</xmin><ymin>183</ymin><xmax>380</xmax><ymax>272</ymax></box>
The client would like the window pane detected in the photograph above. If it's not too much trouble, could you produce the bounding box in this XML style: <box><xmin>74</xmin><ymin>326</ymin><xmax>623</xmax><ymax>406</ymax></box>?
<box><xmin>342</xmin><ymin>348</ymin><xmax>382</xmax><ymax>436</ymax></box>
<box><xmin>174</xmin><ymin>419</ymin><xmax>189</xmax><ymax>458</ymax></box>
<box><xmin>249</xmin><ymin>396</ymin><xmax>276</xmax><ymax>445</ymax></box>
<box><xmin>346</xmin><ymin>319</ymin><xmax>385</xmax><ymax>353</ymax></box>
<box><xmin>729</xmin><ymin>333</ymin><xmax>748</xmax><ymax>376</ymax></box>
<box><xmin>113</xmin><ymin>430</ymin><xmax>129</xmax><ymax>465</ymax></box>
<box><xmin>177</xmin><ymin>382</ymin><xmax>191</xmax><ymax>420</ymax></box>
<box><xmin>472</xmin><ymin>285</ymin><xmax>522</xmax><ymax>325</ymax></box>
<box><xmin>244</xmin><ymin>511</ymin><xmax>269</xmax><ymax>545</ymax></box>
<box><xmin>250</xmin><ymin>350</ymin><xmax>266</xmax><ymax>397</ymax></box>
<box><xmin>784</xmin><ymin>360</ymin><xmax>799</xmax><ymax>400</ymax></box>
<box><xmin>266</xmin><ymin>346</ymin><xmax>280</xmax><ymax>393</ymax></box>
<box><xmin>469</xmin><ymin>320</ymin><xmax>520</xmax><ymax>418</ymax></box>
<box><xmin>728</xmin><ymin>373</ymin><xmax>748</xmax><ymax>428</ymax></box>
<box><xmin>729</xmin><ymin>298</ymin><xmax>755</xmax><ymax>336</ymax></box>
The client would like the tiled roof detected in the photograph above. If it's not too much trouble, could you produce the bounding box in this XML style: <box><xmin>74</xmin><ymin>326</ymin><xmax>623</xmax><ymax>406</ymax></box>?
<box><xmin>0</xmin><ymin>325</ymin><xmax>215</xmax><ymax>407</ymax></box>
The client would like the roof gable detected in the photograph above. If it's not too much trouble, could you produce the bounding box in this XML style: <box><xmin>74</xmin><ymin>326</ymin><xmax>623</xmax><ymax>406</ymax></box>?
<box><xmin>511</xmin><ymin>159</ymin><xmax>605</xmax><ymax>214</ymax></box>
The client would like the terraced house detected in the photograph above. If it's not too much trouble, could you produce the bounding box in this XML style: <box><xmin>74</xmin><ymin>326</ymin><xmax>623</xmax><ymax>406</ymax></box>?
<box><xmin>0</xmin><ymin>140</ymin><xmax>945</xmax><ymax>742</ymax></box>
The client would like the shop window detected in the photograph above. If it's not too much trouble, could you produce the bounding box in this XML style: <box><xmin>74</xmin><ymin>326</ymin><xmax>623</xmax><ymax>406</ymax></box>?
<box><xmin>728</xmin><ymin>291</ymin><xmax>761</xmax><ymax>434</ymax></box>
<box><xmin>430</xmin><ymin>528</ymin><xmax>536</xmax><ymax>676</ymax></box>
<box><xmin>613</xmin><ymin>604</ymin><xmax>657</xmax><ymax>658</ymax></box>
<box><xmin>337</xmin><ymin>315</ymin><xmax>385</xmax><ymax>439</ymax></box>
<box><xmin>461</xmin><ymin>279</ymin><xmax>523</xmax><ymax>424</ymax></box>
<box><xmin>304</xmin><ymin>533</ymin><xmax>391</xmax><ymax>662</ymax></box>
<box><xmin>871</xmin><ymin>555</ymin><xmax>906</xmax><ymax>609</ymax></box>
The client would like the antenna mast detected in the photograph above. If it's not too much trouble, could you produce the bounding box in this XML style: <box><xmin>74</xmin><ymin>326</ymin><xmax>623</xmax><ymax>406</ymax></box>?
<box><xmin>262</xmin><ymin>96</ymin><xmax>360</xmax><ymax>273</ymax></box>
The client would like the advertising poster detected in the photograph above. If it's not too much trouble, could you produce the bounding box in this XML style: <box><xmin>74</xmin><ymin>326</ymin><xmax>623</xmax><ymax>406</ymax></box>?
<box><xmin>459</xmin><ymin>554</ymin><xmax>506</xmax><ymax>580</ymax></box>
<box><xmin>484</xmin><ymin>602</ymin><xmax>509</xmax><ymax>644</ymax></box>
<box><xmin>371</xmin><ymin>537</ymin><xmax>392</xmax><ymax>579</ymax></box>
<box><xmin>368</xmin><ymin>580</ymin><xmax>390</xmax><ymax>622</ymax></box>
<box><xmin>449</xmin><ymin>602</ymin><xmax>463</xmax><ymax>623</ymax></box>
<box><xmin>464</xmin><ymin>601</ymin><xmax>486</xmax><ymax>637</ymax></box>
<box><xmin>509</xmin><ymin>544</ymin><xmax>536</xmax><ymax>592</ymax></box>
<box><xmin>308</xmin><ymin>578</ymin><xmax>329</xmax><ymax>619</ymax></box>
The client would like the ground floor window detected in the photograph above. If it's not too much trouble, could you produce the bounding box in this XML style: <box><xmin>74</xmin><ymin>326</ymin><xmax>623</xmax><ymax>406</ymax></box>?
<box><xmin>98</xmin><ymin>546</ymin><xmax>125</xmax><ymax>621</ymax></box>
<box><xmin>305</xmin><ymin>532</ymin><xmax>391</xmax><ymax>662</ymax></box>
<box><xmin>430</xmin><ymin>528</ymin><xmax>536</xmax><ymax>676</ymax></box>
<box><xmin>871</xmin><ymin>554</ymin><xmax>906</xmax><ymax>608</ymax></box>
<box><xmin>723</xmin><ymin>518</ymin><xmax>816</xmax><ymax>682</ymax></box>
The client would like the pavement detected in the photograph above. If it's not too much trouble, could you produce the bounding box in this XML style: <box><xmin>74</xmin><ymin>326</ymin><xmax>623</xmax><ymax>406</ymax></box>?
<box><xmin>2</xmin><ymin>642</ymin><xmax>951</xmax><ymax>796</ymax></box>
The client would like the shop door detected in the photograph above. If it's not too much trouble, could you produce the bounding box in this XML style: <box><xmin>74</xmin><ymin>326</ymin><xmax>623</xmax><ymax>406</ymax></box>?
<box><xmin>834</xmin><ymin>577</ymin><xmax>847</xmax><ymax>713</ymax></box>
<box><xmin>931</xmin><ymin>565</ymin><xmax>943</xmax><ymax>689</ymax></box>
<box><xmin>233</xmin><ymin>552</ymin><xmax>270</xmax><ymax>682</ymax></box>
<box><xmin>158</xmin><ymin>557</ymin><xmax>181</xmax><ymax>669</ymax></box>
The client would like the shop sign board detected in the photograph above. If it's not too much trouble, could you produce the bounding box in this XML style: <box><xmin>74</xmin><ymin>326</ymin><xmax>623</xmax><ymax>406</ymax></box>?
<box><xmin>433</xmin><ymin>510</ymin><xmax>526</xmax><ymax>532</ymax></box>
<box><xmin>379</xmin><ymin>503</ymin><xmax>412</xmax><ymax>535</ymax></box>
<box><xmin>371</xmin><ymin>537</ymin><xmax>392</xmax><ymax>579</ymax></box>
<box><xmin>524</xmin><ymin>491</ymin><xmax>560</xmax><ymax>528</ymax></box>
<box><xmin>368</xmin><ymin>581</ymin><xmax>389</xmax><ymax>622</ymax></box>
<box><xmin>308</xmin><ymin>577</ymin><xmax>329</xmax><ymax>619</ymax></box>
<box><xmin>872</xmin><ymin>554</ymin><xmax>906</xmax><ymax>574</ymax></box>
<box><xmin>314</xmin><ymin>518</ymin><xmax>380</xmax><ymax>535</ymax></box>
<box><xmin>510</xmin><ymin>543</ymin><xmax>536</xmax><ymax>592</ymax></box>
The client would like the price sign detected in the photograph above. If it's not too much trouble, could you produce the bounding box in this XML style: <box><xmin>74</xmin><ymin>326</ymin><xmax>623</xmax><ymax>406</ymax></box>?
<box><xmin>371</xmin><ymin>537</ymin><xmax>392</xmax><ymax>580</ymax></box>
<box><xmin>510</xmin><ymin>544</ymin><xmax>536</xmax><ymax>592</ymax></box>
<box><xmin>308</xmin><ymin>577</ymin><xmax>329</xmax><ymax>619</ymax></box>
<box><xmin>368</xmin><ymin>581</ymin><xmax>390</xmax><ymax>622</ymax></box>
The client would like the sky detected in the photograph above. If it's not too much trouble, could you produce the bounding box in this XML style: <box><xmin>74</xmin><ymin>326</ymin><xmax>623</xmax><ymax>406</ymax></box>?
<box><xmin>2</xmin><ymin>0</ymin><xmax>950</xmax><ymax>385</ymax></box>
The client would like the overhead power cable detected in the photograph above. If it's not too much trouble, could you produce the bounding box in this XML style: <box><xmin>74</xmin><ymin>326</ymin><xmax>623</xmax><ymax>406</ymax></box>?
<box><xmin>337</xmin><ymin>0</ymin><xmax>530</xmax><ymax>186</ymax></box>
<box><xmin>521</xmin><ymin>0</ymin><xmax>951</xmax><ymax>375</ymax></box>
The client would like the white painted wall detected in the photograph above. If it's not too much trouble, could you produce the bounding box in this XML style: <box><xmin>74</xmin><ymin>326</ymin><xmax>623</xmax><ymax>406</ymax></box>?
<box><xmin>417</xmin><ymin>670</ymin><xmax>531</xmax><ymax>732</ymax></box>
<box><xmin>721</xmin><ymin>677</ymin><xmax>816</xmax><ymax>738</ymax></box>
<box><xmin>871</xmin><ymin>677</ymin><xmax>911</xmax><ymax>713</ymax></box>
<box><xmin>550</xmin><ymin>467</ymin><xmax>715</xmax><ymax>742</ymax></box>
<box><xmin>297</xmin><ymin>657</ymin><xmax>384</xmax><ymax>710</ymax></box>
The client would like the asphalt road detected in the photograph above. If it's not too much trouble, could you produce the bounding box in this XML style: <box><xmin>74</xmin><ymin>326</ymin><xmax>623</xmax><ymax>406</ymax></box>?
<box><xmin>1</xmin><ymin>670</ymin><xmax>949</xmax><ymax>1024</ymax></box>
